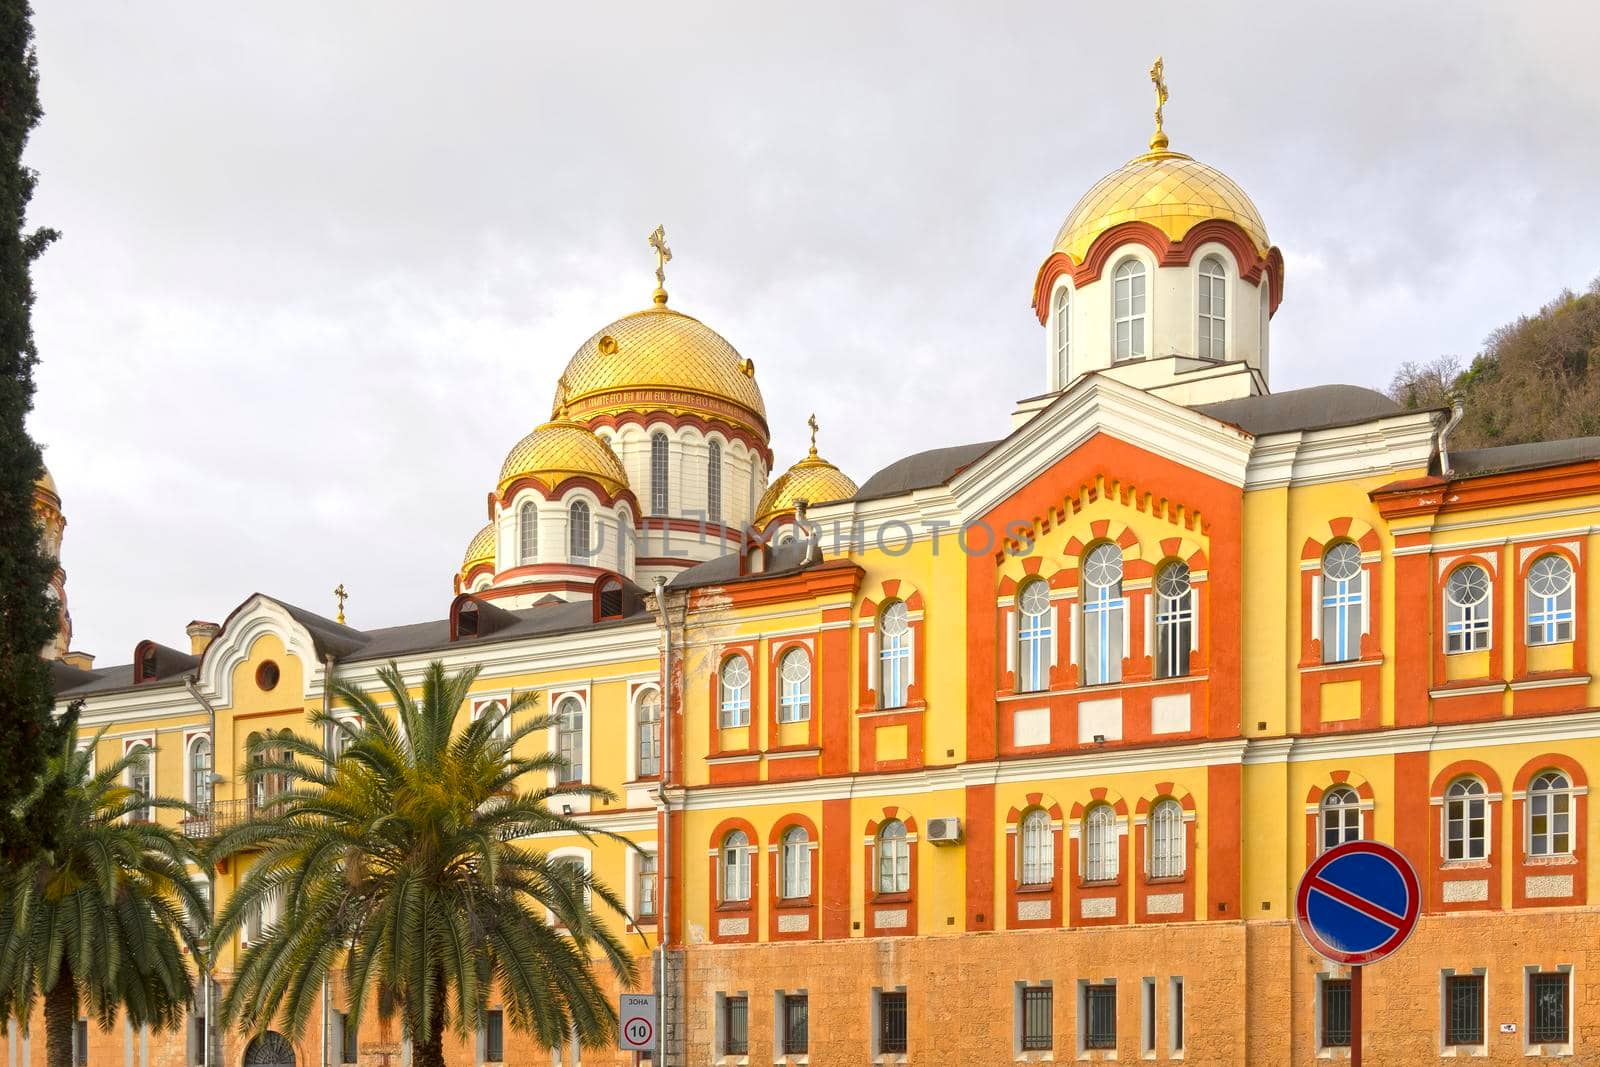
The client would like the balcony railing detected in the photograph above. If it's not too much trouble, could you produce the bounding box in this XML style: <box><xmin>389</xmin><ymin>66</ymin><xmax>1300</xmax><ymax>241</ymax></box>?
<box><xmin>180</xmin><ymin>799</ymin><xmax>253</xmax><ymax>839</ymax></box>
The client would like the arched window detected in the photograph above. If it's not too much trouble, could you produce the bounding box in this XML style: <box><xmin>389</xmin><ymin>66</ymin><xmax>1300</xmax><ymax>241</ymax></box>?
<box><xmin>879</xmin><ymin>601</ymin><xmax>912</xmax><ymax>709</ymax></box>
<box><xmin>650</xmin><ymin>432</ymin><xmax>670</xmax><ymax>515</ymax></box>
<box><xmin>1320</xmin><ymin>542</ymin><xmax>1364</xmax><ymax>664</ymax></box>
<box><xmin>778</xmin><ymin>648</ymin><xmax>811</xmax><ymax>723</ymax></box>
<box><xmin>555</xmin><ymin>696</ymin><xmax>583</xmax><ymax>783</ymax></box>
<box><xmin>721</xmin><ymin>830</ymin><xmax>751</xmax><ymax>903</ymax></box>
<box><xmin>518</xmin><ymin>500</ymin><xmax>538</xmax><ymax>564</ymax></box>
<box><xmin>719</xmin><ymin>657</ymin><xmax>751</xmax><ymax>728</ymax></box>
<box><xmin>707</xmin><ymin>439</ymin><xmax>722</xmax><ymax>525</ymax></box>
<box><xmin>1112</xmin><ymin>259</ymin><xmax>1147</xmax><ymax>361</ymax></box>
<box><xmin>1015</xmin><ymin>579</ymin><xmax>1053</xmax><ymax>693</ymax></box>
<box><xmin>1444</xmin><ymin>564</ymin><xmax>1491</xmax><ymax>653</ymax></box>
<box><xmin>568</xmin><ymin>501</ymin><xmax>591</xmax><ymax>561</ymax></box>
<box><xmin>1197</xmin><ymin>255</ymin><xmax>1226</xmax><ymax>359</ymax></box>
<box><xmin>876</xmin><ymin>820</ymin><xmax>910</xmax><ymax>894</ymax></box>
<box><xmin>1082</xmin><ymin>543</ymin><xmax>1126</xmax><ymax>686</ymax></box>
<box><xmin>1319</xmin><ymin>786</ymin><xmax>1361</xmax><ymax>853</ymax></box>
<box><xmin>635</xmin><ymin>688</ymin><xmax>661</xmax><ymax>778</ymax></box>
<box><xmin>1150</xmin><ymin>798</ymin><xmax>1185</xmax><ymax>878</ymax></box>
<box><xmin>1526</xmin><ymin>555</ymin><xmax>1575</xmax><ymax>645</ymax></box>
<box><xmin>1019</xmin><ymin>808</ymin><xmax>1053</xmax><ymax>886</ymax></box>
<box><xmin>189</xmin><ymin>735</ymin><xmax>212</xmax><ymax>807</ymax></box>
<box><xmin>1084</xmin><ymin>805</ymin><xmax>1118</xmax><ymax>882</ymax></box>
<box><xmin>780</xmin><ymin>825</ymin><xmax>811</xmax><ymax>899</ymax></box>
<box><xmin>1444</xmin><ymin>778</ymin><xmax>1487</xmax><ymax>861</ymax></box>
<box><xmin>1155</xmin><ymin>562</ymin><xmax>1193</xmax><ymax>679</ymax></box>
<box><xmin>1052</xmin><ymin>286</ymin><xmax>1071</xmax><ymax>387</ymax></box>
<box><xmin>1528</xmin><ymin>772</ymin><xmax>1571</xmax><ymax>857</ymax></box>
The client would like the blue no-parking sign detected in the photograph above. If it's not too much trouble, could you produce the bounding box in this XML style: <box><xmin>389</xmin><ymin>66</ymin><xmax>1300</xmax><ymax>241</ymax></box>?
<box><xmin>1295</xmin><ymin>840</ymin><xmax>1421</xmax><ymax>966</ymax></box>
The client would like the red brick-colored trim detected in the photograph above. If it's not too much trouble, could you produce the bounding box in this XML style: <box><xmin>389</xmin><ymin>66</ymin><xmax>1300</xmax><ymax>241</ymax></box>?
<box><xmin>1303</xmin><ymin>772</ymin><xmax>1375</xmax><ymax>869</ymax></box>
<box><xmin>707</xmin><ymin>644</ymin><xmax>760</xmax><ymax>779</ymax></box>
<box><xmin>766</xmin><ymin>814</ymin><xmax>820</xmax><ymax>942</ymax></box>
<box><xmin>1133</xmin><ymin>784</ymin><xmax>1197</xmax><ymax>923</ymax></box>
<box><xmin>496</xmin><ymin>473</ymin><xmax>640</xmax><ymax>514</ymax></box>
<box><xmin>1068</xmin><ymin>790</ymin><xmax>1129</xmax><ymax>928</ymax></box>
<box><xmin>1512</xmin><ymin>542</ymin><xmax>1587</xmax><ymax>694</ymax></box>
<box><xmin>1511</xmin><ymin>754</ymin><xmax>1587</xmax><ymax>909</ymax></box>
<box><xmin>965</xmin><ymin>783</ymin><xmax>996</xmax><ymax>932</ymax></box>
<box><xmin>863</xmin><ymin>807</ymin><xmax>919</xmax><ymax>937</ymax></box>
<box><xmin>1298</xmin><ymin>522</ymin><xmax>1384</xmax><ymax>733</ymax></box>
<box><xmin>1426</xmin><ymin>760</ymin><xmax>1503</xmax><ymax>914</ymax></box>
<box><xmin>576</xmin><ymin>408</ymin><xmax>774</xmax><ymax>468</ymax></box>
<box><xmin>1429</xmin><ymin>551</ymin><xmax>1506</xmax><ymax>721</ymax></box>
<box><xmin>1005</xmin><ymin>792</ymin><xmax>1064</xmax><ymax>930</ymax></box>
<box><xmin>820</xmin><ymin>798</ymin><xmax>851</xmax><ymax>940</ymax></box>
<box><xmin>707</xmin><ymin>817</ymin><xmax>759</xmax><ymax>944</ymax></box>
<box><xmin>766</xmin><ymin>638</ymin><xmax>821</xmax><ymax>755</ymax></box>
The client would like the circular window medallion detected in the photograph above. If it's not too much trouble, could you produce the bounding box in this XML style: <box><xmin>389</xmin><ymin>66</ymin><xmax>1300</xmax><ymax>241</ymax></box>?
<box><xmin>256</xmin><ymin>661</ymin><xmax>281</xmax><ymax>691</ymax></box>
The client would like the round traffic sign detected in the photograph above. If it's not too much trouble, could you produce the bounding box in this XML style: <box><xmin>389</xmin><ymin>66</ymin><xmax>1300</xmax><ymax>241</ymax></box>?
<box><xmin>622</xmin><ymin>1016</ymin><xmax>654</xmax><ymax>1050</ymax></box>
<box><xmin>1295</xmin><ymin>840</ymin><xmax>1421</xmax><ymax>966</ymax></box>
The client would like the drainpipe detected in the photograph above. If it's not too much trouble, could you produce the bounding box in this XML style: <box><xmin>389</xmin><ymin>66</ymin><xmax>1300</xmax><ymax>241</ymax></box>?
<box><xmin>1438</xmin><ymin>397</ymin><xmax>1465</xmax><ymax>478</ymax></box>
<box><xmin>183</xmin><ymin>675</ymin><xmax>218</xmax><ymax>1067</ymax></box>
<box><xmin>322</xmin><ymin>652</ymin><xmax>335</xmax><ymax>1067</ymax></box>
<box><xmin>652</xmin><ymin>575</ymin><xmax>672</xmax><ymax>1066</ymax></box>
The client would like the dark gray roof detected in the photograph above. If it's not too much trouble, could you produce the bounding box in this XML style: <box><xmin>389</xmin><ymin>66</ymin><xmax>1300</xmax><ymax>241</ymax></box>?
<box><xmin>667</xmin><ymin>538</ymin><xmax>815</xmax><ymax>590</ymax></box>
<box><xmin>1191</xmin><ymin>384</ymin><xmax>1410</xmax><ymax>436</ymax></box>
<box><xmin>1447</xmin><ymin>437</ymin><xmax>1600</xmax><ymax>478</ymax></box>
<box><xmin>850</xmin><ymin>440</ymin><xmax>1001</xmax><ymax>502</ymax></box>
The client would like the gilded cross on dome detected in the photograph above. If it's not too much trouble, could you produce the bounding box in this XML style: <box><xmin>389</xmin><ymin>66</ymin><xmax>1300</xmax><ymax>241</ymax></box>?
<box><xmin>554</xmin><ymin>372</ymin><xmax>571</xmax><ymax>419</ymax></box>
<box><xmin>648</xmin><ymin>224</ymin><xmax>672</xmax><ymax>305</ymax></box>
<box><xmin>1148</xmin><ymin>56</ymin><xmax>1170</xmax><ymax>152</ymax></box>
<box><xmin>333</xmin><ymin>583</ymin><xmax>349</xmax><ymax>625</ymax></box>
<box><xmin>807</xmin><ymin>413</ymin><xmax>819</xmax><ymax>458</ymax></box>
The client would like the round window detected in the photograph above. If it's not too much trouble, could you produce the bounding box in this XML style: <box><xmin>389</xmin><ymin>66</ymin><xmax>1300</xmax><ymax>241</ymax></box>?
<box><xmin>256</xmin><ymin>661</ymin><xmax>281</xmax><ymax>691</ymax></box>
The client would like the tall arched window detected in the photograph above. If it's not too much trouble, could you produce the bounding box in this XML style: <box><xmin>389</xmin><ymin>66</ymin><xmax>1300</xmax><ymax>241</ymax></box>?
<box><xmin>1155</xmin><ymin>562</ymin><xmax>1193</xmax><ymax>679</ymax></box>
<box><xmin>1150</xmin><ymin>798</ymin><xmax>1185</xmax><ymax>878</ymax></box>
<box><xmin>1052</xmin><ymin>286</ymin><xmax>1071</xmax><ymax>387</ymax></box>
<box><xmin>879</xmin><ymin>601</ymin><xmax>912</xmax><ymax>709</ymax></box>
<box><xmin>650</xmin><ymin>432</ymin><xmax>670</xmax><ymax>515</ymax></box>
<box><xmin>1019</xmin><ymin>808</ymin><xmax>1053</xmax><ymax>886</ymax></box>
<box><xmin>707</xmin><ymin>439</ymin><xmax>722</xmax><ymax>525</ymax></box>
<box><xmin>780</xmin><ymin>825</ymin><xmax>811</xmax><ymax>899</ymax></box>
<box><xmin>1528</xmin><ymin>772</ymin><xmax>1571</xmax><ymax>856</ymax></box>
<box><xmin>778</xmin><ymin>648</ymin><xmax>811</xmax><ymax>723</ymax></box>
<box><xmin>555</xmin><ymin>696</ymin><xmax>583</xmax><ymax>783</ymax></box>
<box><xmin>1319</xmin><ymin>786</ymin><xmax>1361</xmax><ymax>853</ymax></box>
<box><xmin>1197</xmin><ymin>255</ymin><xmax>1226</xmax><ymax>359</ymax></box>
<box><xmin>1444</xmin><ymin>564</ymin><xmax>1491</xmax><ymax>653</ymax></box>
<box><xmin>1112</xmin><ymin>259</ymin><xmax>1147</xmax><ymax>360</ymax></box>
<box><xmin>1084</xmin><ymin>805</ymin><xmax>1118</xmax><ymax>882</ymax></box>
<box><xmin>1320</xmin><ymin>542</ymin><xmax>1364</xmax><ymax>664</ymax></box>
<box><xmin>1016</xmin><ymin>580</ymin><xmax>1053</xmax><ymax>693</ymax></box>
<box><xmin>189</xmin><ymin>735</ymin><xmax>212</xmax><ymax>807</ymax></box>
<box><xmin>1526</xmin><ymin>555</ymin><xmax>1575</xmax><ymax>645</ymax></box>
<box><xmin>876</xmin><ymin>820</ymin><xmax>910</xmax><ymax>894</ymax></box>
<box><xmin>635</xmin><ymin>688</ymin><xmax>661</xmax><ymax>778</ymax></box>
<box><xmin>721</xmin><ymin>830</ymin><xmax>751</xmax><ymax>902</ymax></box>
<box><xmin>719</xmin><ymin>657</ymin><xmax>751</xmax><ymax>728</ymax></box>
<box><xmin>568</xmin><ymin>500</ymin><xmax>591</xmax><ymax>561</ymax></box>
<box><xmin>1082</xmin><ymin>544</ymin><xmax>1126</xmax><ymax>685</ymax></box>
<box><xmin>518</xmin><ymin>501</ymin><xmax>538</xmax><ymax>563</ymax></box>
<box><xmin>1444</xmin><ymin>778</ymin><xmax>1487</xmax><ymax>861</ymax></box>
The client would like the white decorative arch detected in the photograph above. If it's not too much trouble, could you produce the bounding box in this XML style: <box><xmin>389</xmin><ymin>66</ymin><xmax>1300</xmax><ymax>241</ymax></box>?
<box><xmin>197</xmin><ymin>594</ymin><xmax>329</xmax><ymax>705</ymax></box>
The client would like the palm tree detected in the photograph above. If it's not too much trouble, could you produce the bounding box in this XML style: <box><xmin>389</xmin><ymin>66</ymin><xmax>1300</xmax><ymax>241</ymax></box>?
<box><xmin>0</xmin><ymin>727</ymin><xmax>205</xmax><ymax>1067</ymax></box>
<box><xmin>210</xmin><ymin>661</ymin><xmax>637</xmax><ymax>1067</ymax></box>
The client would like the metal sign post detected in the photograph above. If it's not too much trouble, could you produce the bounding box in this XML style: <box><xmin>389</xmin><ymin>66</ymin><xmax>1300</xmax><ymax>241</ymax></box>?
<box><xmin>1294</xmin><ymin>841</ymin><xmax>1421</xmax><ymax>1066</ymax></box>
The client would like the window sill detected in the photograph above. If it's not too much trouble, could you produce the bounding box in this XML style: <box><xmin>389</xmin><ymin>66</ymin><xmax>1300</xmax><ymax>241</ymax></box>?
<box><xmin>871</xmin><ymin>892</ymin><xmax>913</xmax><ymax>905</ymax></box>
<box><xmin>1078</xmin><ymin>879</ymin><xmax>1122</xmax><ymax>890</ymax></box>
<box><xmin>858</xmin><ymin>702</ymin><xmax>927</xmax><ymax>718</ymax></box>
<box><xmin>764</xmin><ymin>745</ymin><xmax>821</xmax><ymax>758</ymax></box>
<box><xmin>1016</xmin><ymin>882</ymin><xmax>1055</xmax><ymax>896</ymax></box>
<box><xmin>1439</xmin><ymin>860</ymin><xmax>1491</xmax><ymax>871</ymax></box>
<box><xmin>706</xmin><ymin>751</ymin><xmax>762</xmax><ymax>765</ymax></box>
<box><xmin>1438</xmin><ymin>1043</ymin><xmax>1487</xmax><ymax>1057</ymax></box>
<box><xmin>1300</xmin><ymin>657</ymin><xmax>1384</xmax><ymax>674</ymax></box>
<box><xmin>716</xmin><ymin>901</ymin><xmax>754</xmax><ymax>913</ymax></box>
<box><xmin>1145</xmin><ymin>874</ymin><xmax>1188</xmax><ymax>886</ymax></box>
<box><xmin>774</xmin><ymin>898</ymin><xmax>816</xmax><ymax>910</ymax></box>
<box><xmin>1510</xmin><ymin>671</ymin><xmax>1589</xmax><ymax>690</ymax></box>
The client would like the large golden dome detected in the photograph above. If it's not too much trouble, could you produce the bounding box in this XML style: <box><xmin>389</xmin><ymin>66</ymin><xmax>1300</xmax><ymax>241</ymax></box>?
<box><xmin>1053</xmin><ymin>148</ymin><xmax>1269</xmax><ymax>264</ymax></box>
<box><xmin>755</xmin><ymin>439</ymin><xmax>858</xmax><ymax>529</ymax></box>
<box><xmin>558</xmin><ymin>303</ymin><xmax>768</xmax><ymax>439</ymax></box>
<box><xmin>497</xmin><ymin>418</ymin><xmax>629</xmax><ymax>499</ymax></box>
<box><xmin>460</xmin><ymin>522</ymin><xmax>495</xmax><ymax>572</ymax></box>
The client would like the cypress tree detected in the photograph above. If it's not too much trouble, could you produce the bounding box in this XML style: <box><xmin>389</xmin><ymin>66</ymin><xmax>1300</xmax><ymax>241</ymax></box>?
<box><xmin>0</xmin><ymin>0</ymin><xmax>71</xmax><ymax>866</ymax></box>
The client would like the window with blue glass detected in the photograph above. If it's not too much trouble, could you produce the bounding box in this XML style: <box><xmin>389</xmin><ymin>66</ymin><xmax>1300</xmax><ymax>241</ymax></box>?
<box><xmin>1320</xmin><ymin>542</ymin><xmax>1364</xmax><ymax>664</ymax></box>
<box><xmin>879</xmin><ymin>602</ymin><xmax>912</xmax><ymax>708</ymax></box>
<box><xmin>1525</xmin><ymin>554</ymin><xmax>1575</xmax><ymax>645</ymax></box>
<box><xmin>1016</xmin><ymin>580</ymin><xmax>1053</xmax><ymax>693</ymax></box>
<box><xmin>1082</xmin><ymin>544</ymin><xmax>1125</xmax><ymax>685</ymax></box>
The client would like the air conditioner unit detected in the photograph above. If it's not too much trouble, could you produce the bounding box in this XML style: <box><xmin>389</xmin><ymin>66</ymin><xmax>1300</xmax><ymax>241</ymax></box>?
<box><xmin>926</xmin><ymin>817</ymin><xmax>962</xmax><ymax>845</ymax></box>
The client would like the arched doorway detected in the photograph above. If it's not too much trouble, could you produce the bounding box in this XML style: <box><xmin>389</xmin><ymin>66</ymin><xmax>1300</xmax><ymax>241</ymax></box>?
<box><xmin>243</xmin><ymin>1032</ymin><xmax>295</xmax><ymax>1067</ymax></box>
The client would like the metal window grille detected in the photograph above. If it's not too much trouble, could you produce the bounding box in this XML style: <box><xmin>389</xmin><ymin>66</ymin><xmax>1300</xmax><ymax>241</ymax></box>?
<box><xmin>519</xmin><ymin>501</ymin><xmax>537</xmax><ymax>562</ymax></box>
<box><xmin>1084</xmin><ymin>984</ymin><xmax>1117</xmax><ymax>1050</ymax></box>
<box><xmin>636</xmin><ymin>690</ymin><xmax>661</xmax><ymax>777</ymax></box>
<box><xmin>782</xmin><ymin>995</ymin><xmax>809</xmax><ymax>1055</ymax></box>
<box><xmin>650</xmin><ymin>433</ymin><xmax>669</xmax><ymax>514</ymax></box>
<box><xmin>1444</xmin><ymin>975</ymin><xmax>1483</xmax><ymax>1046</ymax></box>
<box><xmin>707</xmin><ymin>440</ymin><xmax>722</xmax><ymax>524</ymax></box>
<box><xmin>1322</xmin><ymin>979</ymin><xmax>1351</xmax><ymax>1047</ymax></box>
<box><xmin>1150</xmin><ymin>799</ymin><xmax>1185</xmax><ymax>878</ymax></box>
<box><xmin>1022</xmin><ymin>986</ymin><xmax>1053</xmax><ymax>1051</ymax></box>
<box><xmin>483</xmin><ymin>1010</ymin><xmax>503</xmax><ymax>1062</ymax></box>
<box><xmin>1529</xmin><ymin>972</ymin><xmax>1569</xmax><ymax>1044</ymax></box>
<box><xmin>1020</xmin><ymin>810</ymin><xmax>1053</xmax><ymax>886</ymax></box>
<box><xmin>878</xmin><ymin>992</ymin><xmax>907</xmax><ymax>1054</ymax></box>
<box><xmin>724</xmin><ymin>997</ymin><xmax>749</xmax><ymax>1056</ymax></box>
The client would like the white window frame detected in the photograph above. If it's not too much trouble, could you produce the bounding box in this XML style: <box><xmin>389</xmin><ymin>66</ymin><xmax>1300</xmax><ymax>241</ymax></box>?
<box><xmin>1525</xmin><ymin>554</ymin><xmax>1575</xmax><ymax>646</ymax></box>
<box><xmin>876</xmin><ymin>819</ymin><xmax>910</xmax><ymax>895</ymax></box>
<box><xmin>1320</xmin><ymin>542</ymin><xmax>1366</xmax><ymax>664</ymax></box>
<box><xmin>471</xmin><ymin>694</ymin><xmax>513</xmax><ymax>744</ymax></box>
<box><xmin>549</xmin><ymin>691</ymin><xmax>588</xmax><ymax>788</ymax></box>
<box><xmin>1527</xmin><ymin>771</ymin><xmax>1572</xmax><ymax>857</ymax></box>
<box><xmin>1319</xmin><ymin>786</ymin><xmax>1363</xmax><ymax>854</ymax></box>
<box><xmin>1015</xmin><ymin>580</ymin><xmax>1054</xmax><ymax>694</ymax></box>
<box><xmin>721</xmin><ymin>830</ymin><xmax>752</xmax><ymax>903</ymax></box>
<box><xmin>1443</xmin><ymin>563</ymin><xmax>1492</xmax><ymax>654</ymax></box>
<box><xmin>777</xmin><ymin>647</ymin><xmax>812</xmax><ymax>724</ymax></box>
<box><xmin>1442</xmin><ymin>777</ymin><xmax>1488</xmax><ymax>862</ymax></box>
<box><xmin>1052</xmin><ymin>284</ymin><xmax>1071</xmax><ymax>388</ymax></box>
<box><xmin>1149</xmin><ymin>798</ymin><xmax>1186</xmax><ymax>879</ymax></box>
<box><xmin>185</xmin><ymin>732</ymin><xmax>212</xmax><ymax>807</ymax></box>
<box><xmin>1112</xmin><ymin>257</ymin><xmax>1148</xmax><ymax>361</ymax></box>
<box><xmin>719</xmin><ymin>655</ymin><xmax>752</xmax><ymax>729</ymax></box>
<box><xmin>517</xmin><ymin>500</ymin><xmax>538</xmax><ymax>564</ymax></box>
<box><xmin>706</xmin><ymin>437</ymin><xmax>723</xmax><ymax>526</ymax></box>
<box><xmin>626</xmin><ymin>843</ymin><xmax>658</xmax><ymax>925</ymax></box>
<box><xmin>779</xmin><ymin>825</ymin><xmax>812</xmax><ymax>900</ymax></box>
<box><xmin>1196</xmin><ymin>254</ymin><xmax>1227</xmax><ymax>360</ymax></box>
<box><xmin>1019</xmin><ymin>808</ymin><xmax>1053</xmax><ymax>887</ymax></box>
<box><xmin>1082</xmin><ymin>543</ymin><xmax>1126</xmax><ymax>686</ymax></box>
<box><xmin>878</xmin><ymin>601</ymin><xmax>913</xmax><ymax>709</ymax></box>
<box><xmin>650</xmin><ymin>431</ymin><xmax>670</xmax><ymax>515</ymax></box>
<box><xmin>633</xmin><ymin>685</ymin><xmax>662</xmax><ymax>779</ymax></box>
<box><xmin>124</xmin><ymin>736</ymin><xmax>155</xmax><ymax>822</ymax></box>
<box><xmin>1084</xmin><ymin>804</ymin><xmax>1119</xmax><ymax>882</ymax></box>
<box><xmin>1154</xmin><ymin>562</ymin><xmax>1194</xmax><ymax>679</ymax></box>
<box><xmin>567</xmin><ymin>499</ymin><xmax>592</xmax><ymax>562</ymax></box>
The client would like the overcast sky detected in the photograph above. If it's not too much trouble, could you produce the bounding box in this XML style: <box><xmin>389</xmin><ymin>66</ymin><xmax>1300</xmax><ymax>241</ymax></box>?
<box><xmin>26</xmin><ymin>2</ymin><xmax>1600</xmax><ymax>663</ymax></box>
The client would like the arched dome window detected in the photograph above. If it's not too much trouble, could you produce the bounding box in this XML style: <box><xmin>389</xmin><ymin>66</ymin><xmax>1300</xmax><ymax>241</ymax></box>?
<box><xmin>568</xmin><ymin>501</ymin><xmax>591</xmax><ymax>562</ymax></box>
<box><xmin>1052</xmin><ymin>286</ymin><xmax>1071</xmax><ymax>387</ymax></box>
<box><xmin>650</xmin><ymin>432</ymin><xmax>670</xmax><ymax>515</ymax></box>
<box><xmin>1197</xmin><ymin>255</ymin><xmax>1227</xmax><ymax>359</ymax></box>
<box><xmin>707</xmin><ymin>439</ymin><xmax>722</xmax><ymax>525</ymax></box>
<box><xmin>1112</xmin><ymin>259</ymin><xmax>1147</xmax><ymax>361</ymax></box>
<box><xmin>518</xmin><ymin>501</ymin><xmax>537</xmax><ymax>564</ymax></box>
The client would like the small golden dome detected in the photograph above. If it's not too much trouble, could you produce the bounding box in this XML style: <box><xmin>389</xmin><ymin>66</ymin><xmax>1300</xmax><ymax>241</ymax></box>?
<box><xmin>755</xmin><ymin>451</ymin><xmax>859</xmax><ymax>529</ymax></box>
<box><xmin>497</xmin><ymin>419</ymin><xmax>629</xmax><ymax>499</ymax></box>
<box><xmin>34</xmin><ymin>464</ymin><xmax>58</xmax><ymax>500</ymax></box>
<box><xmin>558</xmin><ymin>305</ymin><xmax>768</xmax><ymax>440</ymax></box>
<box><xmin>1053</xmin><ymin>149</ymin><xmax>1269</xmax><ymax>264</ymax></box>
<box><xmin>461</xmin><ymin>522</ymin><xmax>495</xmax><ymax>572</ymax></box>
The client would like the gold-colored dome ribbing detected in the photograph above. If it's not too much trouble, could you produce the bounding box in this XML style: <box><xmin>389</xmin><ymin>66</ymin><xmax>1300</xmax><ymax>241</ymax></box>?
<box><xmin>755</xmin><ymin>422</ymin><xmax>858</xmax><ymax>528</ymax></box>
<box><xmin>557</xmin><ymin>305</ymin><xmax>768</xmax><ymax>440</ymax></box>
<box><xmin>35</xmin><ymin>465</ymin><xmax>57</xmax><ymax>498</ymax></box>
<box><xmin>497</xmin><ymin>419</ymin><xmax>629</xmax><ymax>499</ymax></box>
<box><xmin>1053</xmin><ymin>150</ymin><xmax>1270</xmax><ymax>265</ymax></box>
<box><xmin>461</xmin><ymin>522</ymin><xmax>495</xmax><ymax>572</ymax></box>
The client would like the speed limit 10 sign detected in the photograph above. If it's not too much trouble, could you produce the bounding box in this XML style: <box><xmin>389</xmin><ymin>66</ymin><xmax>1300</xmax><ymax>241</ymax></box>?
<box><xmin>619</xmin><ymin>993</ymin><xmax>657</xmax><ymax>1051</ymax></box>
